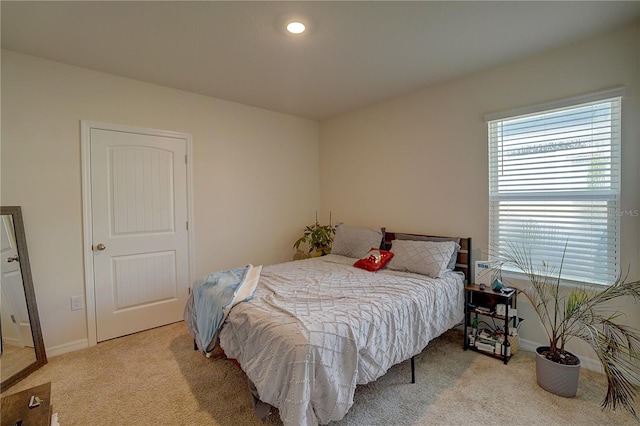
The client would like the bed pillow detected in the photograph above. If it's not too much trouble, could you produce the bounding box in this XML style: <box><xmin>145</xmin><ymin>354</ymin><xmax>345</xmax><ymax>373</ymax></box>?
<box><xmin>353</xmin><ymin>248</ymin><xmax>394</xmax><ymax>272</ymax></box>
<box><xmin>387</xmin><ymin>239</ymin><xmax>457</xmax><ymax>278</ymax></box>
<box><xmin>331</xmin><ymin>224</ymin><xmax>384</xmax><ymax>259</ymax></box>
<box><xmin>395</xmin><ymin>233</ymin><xmax>461</xmax><ymax>270</ymax></box>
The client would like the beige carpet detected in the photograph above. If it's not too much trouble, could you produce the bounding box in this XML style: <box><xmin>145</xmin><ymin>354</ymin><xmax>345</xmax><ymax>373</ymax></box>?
<box><xmin>1</xmin><ymin>322</ymin><xmax>637</xmax><ymax>425</ymax></box>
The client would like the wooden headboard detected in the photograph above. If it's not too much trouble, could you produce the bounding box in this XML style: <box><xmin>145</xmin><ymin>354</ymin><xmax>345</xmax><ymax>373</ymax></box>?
<box><xmin>382</xmin><ymin>232</ymin><xmax>472</xmax><ymax>283</ymax></box>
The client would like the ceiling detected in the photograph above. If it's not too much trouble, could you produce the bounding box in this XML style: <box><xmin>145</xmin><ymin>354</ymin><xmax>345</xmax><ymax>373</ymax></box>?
<box><xmin>2</xmin><ymin>1</ymin><xmax>639</xmax><ymax>121</ymax></box>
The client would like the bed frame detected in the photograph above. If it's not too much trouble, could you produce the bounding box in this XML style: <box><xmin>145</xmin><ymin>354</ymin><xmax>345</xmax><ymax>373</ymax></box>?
<box><xmin>193</xmin><ymin>231</ymin><xmax>473</xmax><ymax>400</ymax></box>
<box><xmin>381</xmin><ymin>231</ymin><xmax>472</xmax><ymax>383</ymax></box>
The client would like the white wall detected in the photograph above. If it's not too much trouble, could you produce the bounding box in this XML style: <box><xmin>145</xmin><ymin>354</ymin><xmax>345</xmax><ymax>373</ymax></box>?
<box><xmin>320</xmin><ymin>23</ymin><xmax>640</xmax><ymax>368</ymax></box>
<box><xmin>1</xmin><ymin>49</ymin><xmax>320</xmax><ymax>354</ymax></box>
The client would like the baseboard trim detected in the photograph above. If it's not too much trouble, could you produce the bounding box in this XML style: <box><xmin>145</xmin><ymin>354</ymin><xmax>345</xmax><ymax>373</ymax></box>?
<box><xmin>453</xmin><ymin>324</ymin><xmax>603</xmax><ymax>373</ymax></box>
<box><xmin>2</xmin><ymin>337</ymin><xmax>21</xmax><ymax>347</ymax></box>
<box><xmin>46</xmin><ymin>339</ymin><xmax>89</xmax><ymax>357</ymax></box>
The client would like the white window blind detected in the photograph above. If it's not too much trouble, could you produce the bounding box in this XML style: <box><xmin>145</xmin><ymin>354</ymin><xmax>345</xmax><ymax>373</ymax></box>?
<box><xmin>487</xmin><ymin>89</ymin><xmax>623</xmax><ymax>285</ymax></box>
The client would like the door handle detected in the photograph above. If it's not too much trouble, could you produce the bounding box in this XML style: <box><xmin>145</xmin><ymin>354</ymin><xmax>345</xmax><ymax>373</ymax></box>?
<box><xmin>93</xmin><ymin>243</ymin><xmax>106</xmax><ymax>251</ymax></box>
<box><xmin>7</xmin><ymin>255</ymin><xmax>19</xmax><ymax>263</ymax></box>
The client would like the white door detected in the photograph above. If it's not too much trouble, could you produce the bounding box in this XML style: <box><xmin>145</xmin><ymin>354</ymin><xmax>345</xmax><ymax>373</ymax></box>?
<box><xmin>0</xmin><ymin>216</ymin><xmax>33</xmax><ymax>347</ymax></box>
<box><xmin>87</xmin><ymin>124</ymin><xmax>191</xmax><ymax>342</ymax></box>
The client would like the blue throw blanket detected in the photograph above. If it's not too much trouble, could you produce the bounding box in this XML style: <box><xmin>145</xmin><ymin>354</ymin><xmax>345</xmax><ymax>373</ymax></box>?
<box><xmin>192</xmin><ymin>265</ymin><xmax>259</xmax><ymax>354</ymax></box>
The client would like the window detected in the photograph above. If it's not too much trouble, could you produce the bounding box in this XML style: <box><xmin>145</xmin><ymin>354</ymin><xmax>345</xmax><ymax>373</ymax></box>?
<box><xmin>487</xmin><ymin>88</ymin><xmax>624</xmax><ymax>285</ymax></box>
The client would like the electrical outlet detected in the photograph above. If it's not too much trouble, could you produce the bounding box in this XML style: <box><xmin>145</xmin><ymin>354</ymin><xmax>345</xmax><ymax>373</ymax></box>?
<box><xmin>71</xmin><ymin>296</ymin><xmax>83</xmax><ymax>311</ymax></box>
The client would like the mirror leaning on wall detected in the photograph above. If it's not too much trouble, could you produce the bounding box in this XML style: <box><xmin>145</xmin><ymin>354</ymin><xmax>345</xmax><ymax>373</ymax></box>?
<box><xmin>0</xmin><ymin>206</ymin><xmax>47</xmax><ymax>391</ymax></box>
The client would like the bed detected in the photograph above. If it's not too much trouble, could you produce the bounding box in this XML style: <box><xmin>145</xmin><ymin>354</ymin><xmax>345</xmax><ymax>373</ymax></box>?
<box><xmin>185</xmin><ymin>226</ymin><xmax>471</xmax><ymax>426</ymax></box>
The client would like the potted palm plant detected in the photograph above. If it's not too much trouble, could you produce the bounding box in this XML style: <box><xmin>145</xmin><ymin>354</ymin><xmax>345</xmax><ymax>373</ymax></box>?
<box><xmin>496</xmin><ymin>242</ymin><xmax>640</xmax><ymax>420</ymax></box>
<box><xmin>293</xmin><ymin>220</ymin><xmax>336</xmax><ymax>259</ymax></box>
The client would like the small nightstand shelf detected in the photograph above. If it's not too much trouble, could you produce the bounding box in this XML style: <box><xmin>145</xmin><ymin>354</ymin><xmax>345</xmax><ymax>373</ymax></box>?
<box><xmin>463</xmin><ymin>284</ymin><xmax>520</xmax><ymax>364</ymax></box>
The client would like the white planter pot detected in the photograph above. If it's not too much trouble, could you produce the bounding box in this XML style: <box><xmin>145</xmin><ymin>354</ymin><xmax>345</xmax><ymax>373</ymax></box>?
<box><xmin>535</xmin><ymin>346</ymin><xmax>581</xmax><ymax>397</ymax></box>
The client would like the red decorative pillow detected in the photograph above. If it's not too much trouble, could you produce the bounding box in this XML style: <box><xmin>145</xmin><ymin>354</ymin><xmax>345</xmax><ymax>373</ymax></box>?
<box><xmin>353</xmin><ymin>248</ymin><xmax>394</xmax><ymax>272</ymax></box>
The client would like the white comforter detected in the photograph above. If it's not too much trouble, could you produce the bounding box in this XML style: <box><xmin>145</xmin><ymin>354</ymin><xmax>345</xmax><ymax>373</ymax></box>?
<box><xmin>219</xmin><ymin>255</ymin><xmax>464</xmax><ymax>426</ymax></box>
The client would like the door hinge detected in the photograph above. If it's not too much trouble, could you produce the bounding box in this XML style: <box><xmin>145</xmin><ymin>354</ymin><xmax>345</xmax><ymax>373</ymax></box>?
<box><xmin>185</xmin><ymin>155</ymin><xmax>187</xmax><ymax>164</ymax></box>
<box><xmin>188</xmin><ymin>287</ymin><xmax>191</xmax><ymax>295</ymax></box>
<box><xmin>10</xmin><ymin>314</ymin><xmax>16</xmax><ymax>324</ymax></box>
<box><xmin>186</xmin><ymin>221</ymin><xmax>189</xmax><ymax>230</ymax></box>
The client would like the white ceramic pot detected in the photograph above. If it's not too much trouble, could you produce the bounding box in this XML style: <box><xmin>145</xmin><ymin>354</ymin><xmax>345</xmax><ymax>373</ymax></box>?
<box><xmin>535</xmin><ymin>346</ymin><xmax>581</xmax><ymax>397</ymax></box>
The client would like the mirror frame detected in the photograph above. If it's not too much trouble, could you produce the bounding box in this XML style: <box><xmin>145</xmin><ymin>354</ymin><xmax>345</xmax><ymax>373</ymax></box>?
<box><xmin>1</xmin><ymin>206</ymin><xmax>47</xmax><ymax>390</ymax></box>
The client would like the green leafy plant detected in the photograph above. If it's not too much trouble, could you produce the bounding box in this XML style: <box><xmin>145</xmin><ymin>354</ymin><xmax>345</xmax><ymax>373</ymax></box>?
<box><xmin>293</xmin><ymin>221</ymin><xmax>336</xmax><ymax>256</ymax></box>
<box><xmin>496</xmin><ymin>241</ymin><xmax>640</xmax><ymax>420</ymax></box>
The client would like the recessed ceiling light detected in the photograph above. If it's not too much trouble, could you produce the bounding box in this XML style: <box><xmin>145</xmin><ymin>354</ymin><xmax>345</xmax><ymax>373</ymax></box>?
<box><xmin>286</xmin><ymin>21</ymin><xmax>306</xmax><ymax>34</ymax></box>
